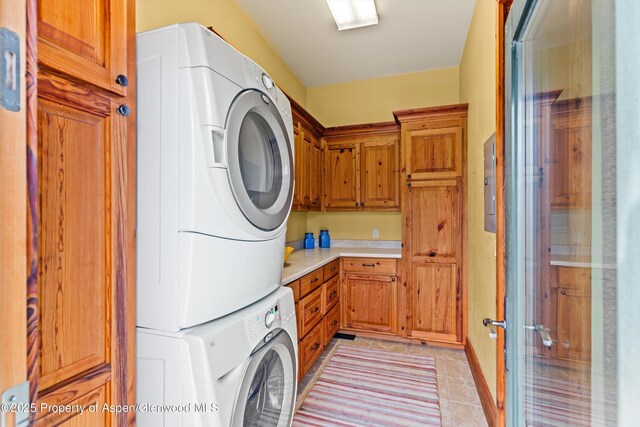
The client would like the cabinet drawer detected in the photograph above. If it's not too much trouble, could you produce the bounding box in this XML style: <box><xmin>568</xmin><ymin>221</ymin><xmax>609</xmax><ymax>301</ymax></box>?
<box><xmin>323</xmin><ymin>259</ymin><xmax>340</xmax><ymax>281</ymax></box>
<box><xmin>300</xmin><ymin>268</ymin><xmax>324</xmax><ymax>297</ymax></box>
<box><xmin>342</xmin><ymin>257</ymin><xmax>397</xmax><ymax>275</ymax></box>
<box><xmin>323</xmin><ymin>304</ymin><xmax>340</xmax><ymax>346</ymax></box>
<box><xmin>299</xmin><ymin>287</ymin><xmax>323</xmax><ymax>337</ymax></box>
<box><xmin>286</xmin><ymin>280</ymin><xmax>300</xmax><ymax>303</ymax></box>
<box><xmin>322</xmin><ymin>275</ymin><xmax>340</xmax><ymax>315</ymax></box>
<box><xmin>300</xmin><ymin>321</ymin><xmax>324</xmax><ymax>378</ymax></box>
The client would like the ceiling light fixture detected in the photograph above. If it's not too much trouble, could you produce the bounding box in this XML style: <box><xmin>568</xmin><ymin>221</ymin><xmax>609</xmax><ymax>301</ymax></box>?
<box><xmin>326</xmin><ymin>0</ymin><xmax>379</xmax><ymax>31</ymax></box>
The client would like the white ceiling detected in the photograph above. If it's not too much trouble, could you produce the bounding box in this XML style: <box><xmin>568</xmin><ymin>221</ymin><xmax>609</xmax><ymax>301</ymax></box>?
<box><xmin>234</xmin><ymin>0</ymin><xmax>476</xmax><ymax>87</ymax></box>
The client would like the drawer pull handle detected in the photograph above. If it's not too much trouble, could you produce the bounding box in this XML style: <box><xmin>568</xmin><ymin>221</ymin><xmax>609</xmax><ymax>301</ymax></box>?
<box><xmin>310</xmin><ymin>343</ymin><xmax>320</xmax><ymax>351</ymax></box>
<box><xmin>331</xmin><ymin>320</ymin><xmax>338</xmax><ymax>327</ymax></box>
<box><xmin>311</xmin><ymin>278</ymin><xmax>319</xmax><ymax>284</ymax></box>
<box><xmin>310</xmin><ymin>306</ymin><xmax>320</xmax><ymax>314</ymax></box>
<box><xmin>362</xmin><ymin>263</ymin><xmax>376</xmax><ymax>267</ymax></box>
<box><xmin>329</xmin><ymin>290</ymin><xmax>337</xmax><ymax>299</ymax></box>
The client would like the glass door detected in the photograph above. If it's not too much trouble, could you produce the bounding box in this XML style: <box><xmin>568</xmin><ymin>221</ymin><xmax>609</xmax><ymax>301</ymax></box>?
<box><xmin>505</xmin><ymin>0</ymin><xmax>618</xmax><ymax>425</ymax></box>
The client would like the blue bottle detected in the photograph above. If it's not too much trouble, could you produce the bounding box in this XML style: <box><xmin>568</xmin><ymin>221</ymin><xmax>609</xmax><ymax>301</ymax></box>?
<box><xmin>319</xmin><ymin>230</ymin><xmax>331</xmax><ymax>248</ymax></box>
<box><xmin>304</xmin><ymin>232</ymin><xmax>315</xmax><ymax>249</ymax></box>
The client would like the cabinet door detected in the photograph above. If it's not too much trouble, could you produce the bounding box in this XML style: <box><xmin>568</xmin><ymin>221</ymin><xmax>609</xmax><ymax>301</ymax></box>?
<box><xmin>343</xmin><ymin>274</ymin><xmax>397</xmax><ymax>334</ymax></box>
<box><xmin>550</xmin><ymin>103</ymin><xmax>592</xmax><ymax>208</ymax></box>
<box><xmin>361</xmin><ymin>138</ymin><xmax>400</xmax><ymax>209</ymax></box>
<box><xmin>405</xmin><ymin>126</ymin><xmax>462</xmax><ymax>180</ymax></box>
<box><xmin>33</xmin><ymin>0</ymin><xmax>135</xmax><ymax>423</ymax></box>
<box><xmin>37</xmin><ymin>0</ymin><xmax>129</xmax><ymax>96</ymax></box>
<box><xmin>556</xmin><ymin>287</ymin><xmax>591</xmax><ymax>363</ymax></box>
<box><xmin>324</xmin><ymin>143</ymin><xmax>360</xmax><ymax>209</ymax></box>
<box><xmin>406</xmin><ymin>180</ymin><xmax>460</xmax><ymax>261</ymax></box>
<box><xmin>308</xmin><ymin>133</ymin><xmax>322</xmax><ymax>210</ymax></box>
<box><xmin>292</xmin><ymin>126</ymin><xmax>306</xmax><ymax>210</ymax></box>
<box><xmin>405</xmin><ymin>180</ymin><xmax>462</xmax><ymax>344</ymax></box>
<box><xmin>410</xmin><ymin>262</ymin><xmax>459</xmax><ymax>342</ymax></box>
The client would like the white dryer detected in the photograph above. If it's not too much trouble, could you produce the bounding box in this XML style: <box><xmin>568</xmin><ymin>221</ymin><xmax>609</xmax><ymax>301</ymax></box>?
<box><xmin>137</xmin><ymin>286</ymin><xmax>298</xmax><ymax>427</ymax></box>
<box><xmin>136</xmin><ymin>23</ymin><xmax>295</xmax><ymax>331</ymax></box>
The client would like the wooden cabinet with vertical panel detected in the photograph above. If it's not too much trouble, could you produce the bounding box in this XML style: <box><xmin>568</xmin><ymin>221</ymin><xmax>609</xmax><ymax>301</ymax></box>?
<box><xmin>548</xmin><ymin>266</ymin><xmax>591</xmax><ymax>363</ymax></box>
<box><xmin>32</xmin><ymin>0</ymin><xmax>136</xmax><ymax>423</ymax></box>
<box><xmin>289</xmin><ymin>97</ymin><xmax>324</xmax><ymax>211</ymax></box>
<box><xmin>307</xmin><ymin>131</ymin><xmax>323</xmax><ymax>209</ymax></box>
<box><xmin>394</xmin><ymin>104</ymin><xmax>467</xmax><ymax>347</ymax></box>
<box><xmin>549</xmin><ymin>97</ymin><xmax>592</xmax><ymax>208</ymax></box>
<box><xmin>341</xmin><ymin>257</ymin><xmax>399</xmax><ymax>335</ymax></box>
<box><xmin>324</xmin><ymin>142</ymin><xmax>360</xmax><ymax>209</ymax></box>
<box><xmin>323</xmin><ymin>122</ymin><xmax>400</xmax><ymax>211</ymax></box>
<box><xmin>343</xmin><ymin>274</ymin><xmax>398</xmax><ymax>335</ymax></box>
<box><xmin>292</xmin><ymin>126</ymin><xmax>305</xmax><ymax>209</ymax></box>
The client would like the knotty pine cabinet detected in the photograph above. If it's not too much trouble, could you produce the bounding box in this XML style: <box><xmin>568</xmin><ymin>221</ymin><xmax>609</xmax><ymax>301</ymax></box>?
<box><xmin>394</xmin><ymin>104</ymin><xmax>468</xmax><ymax>346</ymax></box>
<box><xmin>340</xmin><ymin>258</ymin><xmax>399</xmax><ymax>336</ymax></box>
<box><xmin>291</xmin><ymin>99</ymin><xmax>324</xmax><ymax>211</ymax></box>
<box><xmin>323</xmin><ymin>124</ymin><xmax>400</xmax><ymax>211</ymax></box>
<box><xmin>286</xmin><ymin>258</ymin><xmax>341</xmax><ymax>381</ymax></box>
<box><xmin>33</xmin><ymin>0</ymin><xmax>136</xmax><ymax>424</ymax></box>
<box><xmin>549</xmin><ymin>97</ymin><xmax>592</xmax><ymax>208</ymax></box>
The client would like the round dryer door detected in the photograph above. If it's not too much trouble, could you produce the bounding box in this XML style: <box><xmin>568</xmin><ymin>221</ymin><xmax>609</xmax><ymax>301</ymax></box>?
<box><xmin>231</xmin><ymin>330</ymin><xmax>297</xmax><ymax>427</ymax></box>
<box><xmin>226</xmin><ymin>89</ymin><xmax>293</xmax><ymax>231</ymax></box>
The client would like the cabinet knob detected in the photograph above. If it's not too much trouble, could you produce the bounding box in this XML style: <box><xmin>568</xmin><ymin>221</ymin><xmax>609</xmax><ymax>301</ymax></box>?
<box><xmin>115</xmin><ymin>74</ymin><xmax>129</xmax><ymax>87</ymax></box>
<box><xmin>117</xmin><ymin>105</ymin><xmax>130</xmax><ymax>116</ymax></box>
<box><xmin>560</xmin><ymin>289</ymin><xmax>567</xmax><ymax>296</ymax></box>
<box><xmin>391</xmin><ymin>277</ymin><xmax>396</xmax><ymax>282</ymax></box>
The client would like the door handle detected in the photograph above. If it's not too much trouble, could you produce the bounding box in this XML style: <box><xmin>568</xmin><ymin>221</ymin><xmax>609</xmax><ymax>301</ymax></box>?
<box><xmin>482</xmin><ymin>318</ymin><xmax>506</xmax><ymax>339</ymax></box>
<box><xmin>524</xmin><ymin>324</ymin><xmax>553</xmax><ymax>348</ymax></box>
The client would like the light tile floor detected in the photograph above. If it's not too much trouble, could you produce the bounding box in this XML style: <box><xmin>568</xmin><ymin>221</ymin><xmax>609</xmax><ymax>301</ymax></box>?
<box><xmin>295</xmin><ymin>337</ymin><xmax>488</xmax><ymax>427</ymax></box>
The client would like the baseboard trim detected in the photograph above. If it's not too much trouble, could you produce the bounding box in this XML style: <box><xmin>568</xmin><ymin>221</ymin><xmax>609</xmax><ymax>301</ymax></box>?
<box><xmin>465</xmin><ymin>337</ymin><xmax>499</xmax><ymax>427</ymax></box>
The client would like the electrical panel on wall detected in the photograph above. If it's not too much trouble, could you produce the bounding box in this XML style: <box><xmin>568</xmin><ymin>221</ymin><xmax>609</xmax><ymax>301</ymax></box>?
<box><xmin>484</xmin><ymin>133</ymin><xmax>496</xmax><ymax>233</ymax></box>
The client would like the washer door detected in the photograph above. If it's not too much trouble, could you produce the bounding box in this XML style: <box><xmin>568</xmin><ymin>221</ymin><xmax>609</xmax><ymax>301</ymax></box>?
<box><xmin>226</xmin><ymin>89</ymin><xmax>293</xmax><ymax>231</ymax></box>
<box><xmin>231</xmin><ymin>330</ymin><xmax>297</xmax><ymax>427</ymax></box>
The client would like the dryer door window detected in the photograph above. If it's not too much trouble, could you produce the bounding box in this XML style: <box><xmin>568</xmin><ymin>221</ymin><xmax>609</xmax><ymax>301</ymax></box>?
<box><xmin>226</xmin><ymin>90</ymin><xmax>293</xmax><ymax>231</ymax></box>
<box><xmin>231</xmin><ymin>330</ymin><xmax>297</xmax><ymax>427</ymax></box>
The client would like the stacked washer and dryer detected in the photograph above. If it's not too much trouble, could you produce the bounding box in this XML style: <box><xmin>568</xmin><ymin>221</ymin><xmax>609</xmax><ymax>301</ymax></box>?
<box><xmin>136</xmin><ymin>23</ymin><xmax>297</xmax><ymax>427</ymax></box>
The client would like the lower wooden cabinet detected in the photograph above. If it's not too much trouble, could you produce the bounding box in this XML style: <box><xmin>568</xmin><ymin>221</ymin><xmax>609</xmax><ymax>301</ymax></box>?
<box><xmin>323</xmin><ymin>304</ymin><xmax>340</xmax><ymax>345</ymax></box>
<box><xmin>409</xmin><ymin>262</ymin><xmax>459</xmax><ymax>343</ymax></box>
<box><xmin>342</xmin><ymin>273</ymin><xmax>398</xmax><ymax>335</ymax></box>
<box><xmin>299</xmin><ymin>321</ymin><xmax>324</xmax><ymax>380</ymax></box>
<box><xmin>299</xmin><ymin>286</ymin><xmax>323</xmax><ymax>337</ymax></box>
<box><xmin>550</xmin><ymin>266</ymin><xmax>591</xmax><ymax>363</ymax></box>
<box><xmin>322</xmin><ymin>275</ymin><xmax>339</xmax><ymax>314</ymax></box>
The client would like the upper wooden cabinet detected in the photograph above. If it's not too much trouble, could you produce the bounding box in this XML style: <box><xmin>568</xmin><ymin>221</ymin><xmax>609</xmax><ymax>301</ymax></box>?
<box><xmin>290</xmin><ymin>98</ymin><xmax>323</xmax><ymax>211</ymax></box>
<box><xmin>549</xmin><ymin>98</ymin><xmax>592</xmax><ymax>208</ymax></box>
<box><xmin>323</xmin><ymin>123</ymin><xmax>400</xmax><ymax>211</ymax></box>
<box><xmin>324</xmin><ymin>141</ymin><xmax>360</xmax><ymax>209</ymax></box>
<box><xmin>394</xmin><ymin>104</ymin><xmax>467</xmax><ymax>181</ymax></box>
<box><xmin>37</xmin><ymin>0</ymin><xmax>129</xmax><ymax>96</ymax></box>
<box><xmin>404</xmin><ymin>127</ymin><xmax>462</xmax><ymax>180</ymax></box>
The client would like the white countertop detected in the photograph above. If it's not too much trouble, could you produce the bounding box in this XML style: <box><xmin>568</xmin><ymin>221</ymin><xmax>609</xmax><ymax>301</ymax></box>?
<box><xmin>281</xmin><ymin>247</ymin><xmax>402</xmax><ymax>285</ymax></box>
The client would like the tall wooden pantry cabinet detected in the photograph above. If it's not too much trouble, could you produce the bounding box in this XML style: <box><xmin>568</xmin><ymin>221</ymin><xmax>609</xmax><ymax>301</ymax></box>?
<box><xmin>27</xmin><ymin>0</ymin><xmax>137</xmax><ymax>424</ymax></box>
<box><xmin>394</xmin><ymin>105</ymin><xmax>468</xmax><ymax>346</ymax></box>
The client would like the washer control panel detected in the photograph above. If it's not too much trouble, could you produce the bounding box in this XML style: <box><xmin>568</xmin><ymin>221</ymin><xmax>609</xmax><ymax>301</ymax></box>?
<box><xmin>246</xmin><ymin>289</ymin><xmax>295</xmax><ymax>345</ymax></box>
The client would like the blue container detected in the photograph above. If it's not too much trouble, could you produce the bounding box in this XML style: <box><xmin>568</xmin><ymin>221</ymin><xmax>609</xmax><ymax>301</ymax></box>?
<box><xmin>319</xmin><ymin>230</ymin><xmax>331</xmax><ymax>248</ymax></box>
<box><xmin>304</xmin><ymin>232</ymin><xmax>315</xmax><ymax>249</ymax></box>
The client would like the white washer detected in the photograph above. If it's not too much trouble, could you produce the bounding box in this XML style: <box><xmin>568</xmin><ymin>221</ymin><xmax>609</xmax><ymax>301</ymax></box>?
<box><xmin>137</xmin><ymin>286</ymin><xmax>298</xmax><ymax>427</ymax></box>
<box><xmin>136</xmin><ymin>23</ymin><xmax>295</xmax><ymax>331</ymax></box>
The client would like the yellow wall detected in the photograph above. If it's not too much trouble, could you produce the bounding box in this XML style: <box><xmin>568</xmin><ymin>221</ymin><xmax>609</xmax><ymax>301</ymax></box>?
<box><xmin>306</xmin><ymin>67</ymin><xmax>460</xmax><ymax>126</ymax></box>
<box><xmin>306</xmin><ymin>211</ymin><xmax>402</xmax><ymax>241</ymax></box>
<box><xmin>136</xmin><ymin>0</ymin><xmax>307</xmax><ymax>105</ymax></box>
<box><xmin>285</xmin><ymin>211</ymin><xmax>307</xmax><ymax>242</ymax></box>
<box><xmin>459</xmin><ymin>0</ymin><xmax>498</xmax><ymax>400</ymax></box>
